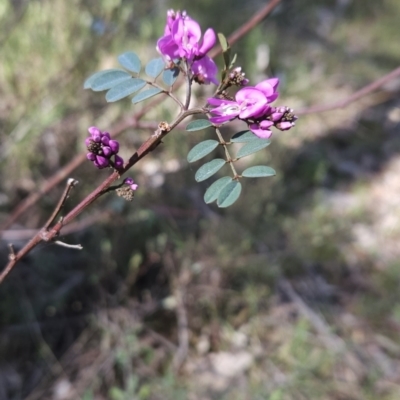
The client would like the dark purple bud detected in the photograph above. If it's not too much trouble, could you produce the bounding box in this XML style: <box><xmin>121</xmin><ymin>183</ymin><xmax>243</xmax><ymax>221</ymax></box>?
<box><xmin>109</xmin><ymin>140</ymin><xmax>119</xmax><ymax>154</ymax></box>
<box><xmin>269</xmin><ymin>112</ymin><xmax>284</xmax><ymax>122</ymax></box>
<box><xmin>124</xmin><ymin>177</ymin><xmax>134</xmax><ymax>185</ymax></box>
<box><xmin>85</xmin><ymin>137</ymin><xmax>93</xmax><ymax>147</ymax></box>
<box><xmin>95</xmin><ymin>155</ymin><xmax>109</xmax><ymax>168</ymax></box>
<box><xmin>88</xmin><ymin>126</ymin><xmax>101</xmax><ymax>136</ymax></box>
<box><xmin>102</xmin><ymin>146</ymin><xmax>112</xmax><ymax>157</ymax></box>
<box><xmin>114</xmin><ymin>155</ymin><xmax>124</xmax><ymax>169</ymax></box>
<box><xmin>260</xmin><ymin>120</ymin><xmax>274</xmax><ymax>129</ymax></box>
<box><xmin>92</xmin><ymin>132</ymin><xmax>101</xmax><ymax>142</ymax></box>
<box><xmin>102</xmin><ymin>131</ymin><xmax>111</xmax><ymax>139</ymax></box>
<box><xmin>86</xmin><ymin>152</ymin><xmax>96</xmax><ymax>161</ymax></box>
<box><xmin>101</xmin><ymin>136</ymin><xmax>110</xmax><ymax>145</ymax></box>
<box><xmin>276</xmin><ymin>121</ymin><xmax>295</xmax><ymax>131</ymax></box>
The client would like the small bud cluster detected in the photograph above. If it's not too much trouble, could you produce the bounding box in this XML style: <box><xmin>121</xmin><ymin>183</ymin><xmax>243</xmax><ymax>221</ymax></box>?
<box><xmin>85</xmin><ymin>127</ymin><xmax>123</xmax><ymax>169</ymax></box>
<box><xmin>228</xmin><ymin>67</ymin><xmax>250</xmax><ymax>87</ymax></box>
<box><xmin>116</xmin><ymin>177</ymin><xmax>139</xmax><ymax>201</ymax></box>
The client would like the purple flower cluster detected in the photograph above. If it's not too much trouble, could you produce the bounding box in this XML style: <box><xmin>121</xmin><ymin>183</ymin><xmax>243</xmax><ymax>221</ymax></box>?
<box><xmin>157</xmin><ymin>10</ymin><xmax>218</xmax><ymax>85</ymax></box>
<box><xmin>208</xmin><ymin>78</ymin><xmax>297</xmax><ymax>139</ymax></box>
<box><xmin>86</xmin><ymin>126</ymin><xmax>123</xmax><ymax>169</ymax></box>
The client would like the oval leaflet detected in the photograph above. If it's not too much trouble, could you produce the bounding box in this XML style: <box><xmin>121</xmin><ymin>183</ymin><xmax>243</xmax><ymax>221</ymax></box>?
<box><xmin>187</xmin><ymin>140</ymin><xmax>219</xmax><ymax>163</ymax></box>
<box><xmin>217</xmin><ymin>181</ymin><xmax>242</xmax><ymax>208</ymax></box>
<box><xmin>242</xmin><ymin>165</ymin><xmax>276</xmax><ymax>178</ymax></box>
<box><xmin>195</xmin><ymin>159</ymin><xmax>226</xmax><ymax>182</ymax></box>
<box><xmin>204</xmin><ymin>176</ymin><xmax>232</xmax><ymax>204</ymax></box>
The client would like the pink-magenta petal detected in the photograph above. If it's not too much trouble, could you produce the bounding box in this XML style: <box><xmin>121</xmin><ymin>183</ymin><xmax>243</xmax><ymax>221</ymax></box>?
<box><xmin>198</xmin><ymin>28</ymin><xmax>216</xmax><ymax>56</ymax></box>
<box><xmin>249</xmin><ymin>124</ymin><xmax>273</xmax><ymax>139</ymax></box>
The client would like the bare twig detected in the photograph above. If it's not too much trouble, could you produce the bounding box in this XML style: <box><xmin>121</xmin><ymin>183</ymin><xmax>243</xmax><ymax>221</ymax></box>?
<box><xmin>43</xmin><ymin>178</ymin><xmax>78</xmax><ymax>229</ymax></box>
<box><xmin>54</xmin><ymin>241</ymin><xmax>83</xmax><ymax>250</ymax></box>
<box><xmin>297</xmin><ymin>65</ymin><xmax>400</xmax><ymax>115</ymax></box>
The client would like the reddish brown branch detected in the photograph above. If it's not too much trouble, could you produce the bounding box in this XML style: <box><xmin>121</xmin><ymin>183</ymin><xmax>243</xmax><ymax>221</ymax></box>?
<box><xmin>297</xmin><ymin>65</ymin><xmax>400</xmax><ymax>115</ymax></box>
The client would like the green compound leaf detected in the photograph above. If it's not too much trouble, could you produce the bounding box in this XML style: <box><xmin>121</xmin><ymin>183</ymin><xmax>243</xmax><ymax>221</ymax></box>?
<box><xmin>162</xmin><ymin>67</ymin><xmax>180</xmax><ymax>86</ymax></box>
<box><xmin>195</xmin><ymin>159</ymin><xmax>226</xmax><ymax>182</ymax></box>
<box><xmin>217</xmin><ymin>180</ymin><xmax>242</xmax><ymax>208</ymax></box>
<box><xmin>105</xmin><ymin>78</ymin><xmax>146</xmax><ymax>102</ymax></box>
<box><xmin>204</xmin><ymin>176</ymin><xmax>232</xmax><ymax>204</ymax></box>
<box><xmin>236</xmin><ymin>139</ymin><xmax>271</xmax><ymax>158</ymax></box>
<box><xmin>231</xmin><ymin>130</ymin><xmax>268</xmax><ymax>143</ymax></box>
<box><xmin>242</xmin><ymin>165</ymin><xmax>276</xmax><ymax>178</ymax></box>
<box><xmin>131</xmin><ymin>87</ymin><xmax>163</xmax><ymax>104</ymax></box>
<box><xmin>145</xmin><ymin>58</ymin><xmax>165</xmax><ymax>78</ymax></box>
<box><xmin>187</xmin><ymin>140</ymin><xmax>219</xmax><ymax>163</ymax></box>
<box><xmin>186</xmin><ymin>119</ymin><xmax>213</xmax><ymax>132</ymax></box>
<box><xmin>118</xmin><ymin>51</ymin><xmax>141</xmax><ymax>73</ymax></box>
<box><xmin>89</xmin><ymin>69</ymin><xmax>132</xmax><ymax>91</ymax></box>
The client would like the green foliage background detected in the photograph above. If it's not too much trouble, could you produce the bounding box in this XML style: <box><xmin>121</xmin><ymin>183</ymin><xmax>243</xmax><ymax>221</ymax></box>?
<box><xmin>1</xmin><ymin>0</ymin><xmax>400</xmax><ymax>399</ymax></box>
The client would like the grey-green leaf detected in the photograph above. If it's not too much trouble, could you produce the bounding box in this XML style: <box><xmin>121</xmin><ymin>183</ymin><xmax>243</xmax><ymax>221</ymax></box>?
<box><xmin>186</xmin><ymin>119</ymin><xmax>213</xmax><ymax>132</ymax></box>
<box><xmin>105</xmin><ymin>78</ymin><xmax>146</xmax><ymax>102</ymax></box>
<box><xmin>187</xmin><ymin>140</ymin><xmax>219</xmax><ymax>163</ymax></box>
<box><xmin>204</xmin><ymin>176</ymin><xmax>232</xmax><ymax>204</ymax></box>
<box><xmin>242</xmin><ymin>165</ymin><xmax>276</xmax><ymax>178</ymax></box>
<box><xmin>131</xmin><ymin>87</ymin><xmax>163</xmax><ymax>104</ymax></box>
<box><xmin>231</xmin><ymin>130</ymin><xmax>269</xmax><ymax>143</ymax></box>
<box><xmin>90</xmin><ymin>69</ymin><xmax>132</xmax><ymax>91</ymax></box>
<box><xmin>218</xmin><ymin>32</ymin><xmax>229</xmax><ymax>52</ymax></box>
<box><xmin>236</xmin><ymin>139</ymin><xmax>271</xmax><ymax>158</ymax></box>
<box><xmin>118</xmin><ymin>51</ymin><xmax>141</xmax><ymax>73</ymax></box>
<box><xmin>145</xmin><ymin>58</ymin><xmax>165</xmax><ymax>78</ymax></box>
<box><xmin>195</xmin><ymin>159</ymin><xmax>226</xmax><ymax>182</ymax></box>
<box><xmin>84</xmin><ymin>71</ymin><xmax>105</xmax><ymax>89</ymax></box>
<box><xmin>217</xmin><ymin>181</ymin><xmax>242</xmax><ymax>208</ymax></box>
<box><xmin>162</xmin><ymin>67</ymin><xmax>180</xmax><ymax>86</ymax></box>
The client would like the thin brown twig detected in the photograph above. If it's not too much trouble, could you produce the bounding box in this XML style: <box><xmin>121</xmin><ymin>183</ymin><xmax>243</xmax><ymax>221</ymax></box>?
<box><xmin>0</xmin><ymin>0</ymin><xmax>282</xmax><ymax>232</ymax></box>
<box><xmin>297</xmin><ymin>65</ymin><xmax>400</xmax><ymax>115</ymax></box>
<box><xmin>43</xmin><ymin>178</ymin><xmax>78</xmax><ymax>229</ymax></box>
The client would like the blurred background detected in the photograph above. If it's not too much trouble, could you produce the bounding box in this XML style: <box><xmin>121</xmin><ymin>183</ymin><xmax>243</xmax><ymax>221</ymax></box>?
<box><xmin>1</xmin><ymin>0</ymin><xmax>400</xmax><ymax>399</ymax></box>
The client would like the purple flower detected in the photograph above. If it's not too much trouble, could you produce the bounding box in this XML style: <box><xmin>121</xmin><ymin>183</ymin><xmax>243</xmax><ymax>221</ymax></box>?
<box><xmin>192</xmin><ymin>56</ymin><xmax>218</xmax><ymax>85</ymax></box>
<box><xmin>208</xmin><ymin>86</ymin><xmax>271</xmax><ymax>124</ymax></box>
<box><xmin>207</xmin><ymin>77</ymin><xmax>298</xmax><ymax>139</ymax></box>
<box><xmin>86</xmin><ymin>126</ymin><xmax>124</xmax><ymax>170</ymax></box>
<box><xmin>123</xmin><ymin>177</ymin><xmax>139</xmax><ymax>191</ymax></box>
<box><xmin>248</xmin><ymin>120</ymin><xmax>274</xmax><ymax>139</ymax></box>
<box><xmin>208</xmin><ymin>97</ymin><xmax>241</xmax><ymax>124</ymax></box>
<box><xmin>255</xmin><ymin>78</ymin><xmax>279</xmax><ymax>103</ymax></box>
<box><xmin>157</xmin><ymin>10</ymin><xmax>216</xmax><ymax>61</ymax></box>
<box><xmin>157</xmin><ymin>10</ymin><xmax>217</xmax><ymax>85</ymax></box>
<box><xmin>235</xmin><ymin>87</ymin><xmax>270</xmax><ymax>119</ymax></box>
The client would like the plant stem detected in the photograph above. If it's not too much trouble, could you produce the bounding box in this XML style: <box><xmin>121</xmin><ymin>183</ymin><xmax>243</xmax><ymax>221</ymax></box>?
<box><xmin>214</xmin><ymin>127</ymin><xmax>239</xmax><ymax>179</ymax></box>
